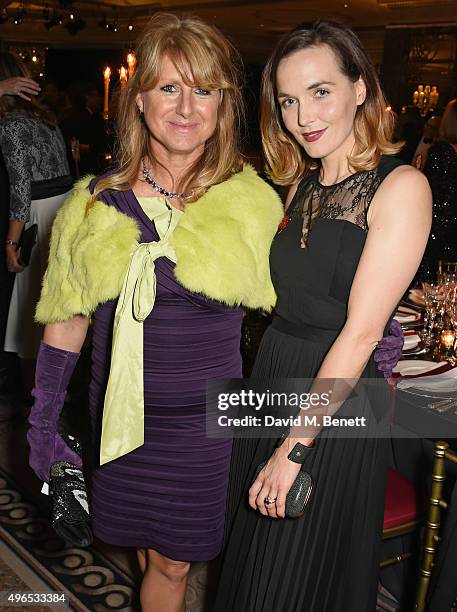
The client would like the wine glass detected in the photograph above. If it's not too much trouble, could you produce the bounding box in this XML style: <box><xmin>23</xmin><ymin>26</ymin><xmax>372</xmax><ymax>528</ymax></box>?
<box><xmin>421</xmin><ymin>281</ymin><xmax>442</xmax><ymax>349</ymax></box>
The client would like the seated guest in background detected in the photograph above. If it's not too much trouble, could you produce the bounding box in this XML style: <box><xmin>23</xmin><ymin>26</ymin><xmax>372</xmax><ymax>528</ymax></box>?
<box><xmin>27</xmin><ymin>13</ymin><xmax>283</xmax><ymax>612</ymax></box>
<box><xmin>423</xmin><ymin>98</ymin><xmax>457</xmax><ymax>269</ymax></box>
<box><xmin>0</xmin><ymin>52</ymin><xmax>72</xmax><ymax>400</ymax></box>
<box><xmin>60</xmin><ymin>81</ymin><xmax>110</xmax><ymax>178</ymax></box>
<box><xmin>216</xmin><ymin>20</ymin><xmax>431</xmax><ymax>612</ymax></box>
<box><xmin>396</xmin><ymin>105</ymin><xmax>423</xmax><ymax>164</ymax></box>
<box><xmin>38</xmin><ymin>79</ymin><xmax>70</xmax><ymax>123</ymax></box>
<box><xmin>412</xmin><ymin>114</ymin><xmax>441</xmax><ymax>171</ymax></box>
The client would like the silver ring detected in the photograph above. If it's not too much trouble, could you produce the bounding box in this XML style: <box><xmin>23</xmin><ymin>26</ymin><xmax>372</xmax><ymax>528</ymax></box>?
<box><xmin>264</xmin><ymin>496</ymin><xmax>277</xmax><ymax>505</ymax></box>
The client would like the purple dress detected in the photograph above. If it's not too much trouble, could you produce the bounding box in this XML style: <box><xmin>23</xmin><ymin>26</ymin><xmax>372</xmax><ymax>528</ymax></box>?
<box><xmin>87</xmin><ymin>187</ymin><xmax>243</xmax><ymax>561</ymax></box>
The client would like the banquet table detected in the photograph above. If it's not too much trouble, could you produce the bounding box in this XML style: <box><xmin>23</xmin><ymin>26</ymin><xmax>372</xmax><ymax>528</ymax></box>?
<box><xmin>381</xmin><ymin>296</ymin><xmax>457</xmax><ymax>610</ymax></box>
<box><xmin>393</xmin><ymin>388</ymin><xmax>457</xmax><ymax>439</ymax></box>
<box><xmin>392</xmin><ymin>295</ymin><xmax>457</xmax><ymax>440</ymax></box>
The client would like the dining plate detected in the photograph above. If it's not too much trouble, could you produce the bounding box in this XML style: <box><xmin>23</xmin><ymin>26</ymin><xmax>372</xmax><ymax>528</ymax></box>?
<box><xmin>398</xmin><ymin>305</ymin><xmax>421</xmax><ymax>315</ymax></box>
<box><xmin>397</xmin><ymin>365</ymin><xmax>457</xmax><ymax>394</ymax></box>
<box><xmin>393</xmin><ymin>359</ymin><xmax>446</xmax><ymax>376</ymax></box>
<box><xmin>403</xmin><ymin>334</ymin><xmax>420</xmax><ymax>351</ymax></box>
<box><xmin>394</xmin><ymin>306</ymin><xmax>421</xmax><ymax>324</ymax></box>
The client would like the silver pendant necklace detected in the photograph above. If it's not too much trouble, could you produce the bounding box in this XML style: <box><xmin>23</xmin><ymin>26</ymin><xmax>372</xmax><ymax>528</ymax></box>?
<box><xmin>141</xmin><ymin>158</ymin><xmax>188</xmax><ymax>200</ymax></box>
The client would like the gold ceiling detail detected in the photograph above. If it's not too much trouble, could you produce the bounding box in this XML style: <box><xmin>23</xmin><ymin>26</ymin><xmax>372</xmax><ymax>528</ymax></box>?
<box><xmin>377</xmin><ymin>0</ymin><xmax>457</xmax><ymax>7</ymax></box>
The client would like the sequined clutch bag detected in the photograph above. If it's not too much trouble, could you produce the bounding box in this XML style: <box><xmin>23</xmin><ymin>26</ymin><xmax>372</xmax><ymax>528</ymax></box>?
<box><xmin>49</xmin><ymin>434</ymin><xmax>93</xmax><ymax>547</ymax></box>
<box><xmin>254</xmin><ymin>462</ymin><xmax>313</xmax><ymax>518</ymax></box>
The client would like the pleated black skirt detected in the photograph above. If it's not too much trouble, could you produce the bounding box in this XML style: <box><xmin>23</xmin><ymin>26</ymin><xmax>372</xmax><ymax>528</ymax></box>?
<box><xmin>216</xmin><ymin>327</ymin><xmax>388</xmax><ymax>612</ymax></box>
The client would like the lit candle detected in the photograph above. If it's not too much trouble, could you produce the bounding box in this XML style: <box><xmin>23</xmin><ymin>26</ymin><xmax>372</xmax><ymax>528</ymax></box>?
<box><xmin>440</xmin><ymin>330</ymin><xmax>455</xmax><ymax>350</ymax></box>
<box><xmin>119</xmin><ymin>66</ymin><xmax>127</xmax><ymax>88</ymax></box>
<box><xmin>103</xmin><ymin>66</ymin><xmax>111</xmax><ymax>120</ymax></box>
<box><xmin>127</xmin><ymin>52</ymin><xmax>136</xmax><ymax>79</ymax></box>
<box><xmin>418</xmin><ymin>85</ymin><xmax>425</xmax><ymax>109</ymax></box>
<box><xmin>430</xmin><ymin>86</ymin><xmax>439</xmax><ymax>109</ymax></box>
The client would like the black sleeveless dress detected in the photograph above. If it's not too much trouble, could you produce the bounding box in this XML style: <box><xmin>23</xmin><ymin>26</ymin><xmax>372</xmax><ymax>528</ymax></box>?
<box><xmin>215</xmin><ymin>156</ymin><xmax>404</xmax><ymax>612</ymax></box>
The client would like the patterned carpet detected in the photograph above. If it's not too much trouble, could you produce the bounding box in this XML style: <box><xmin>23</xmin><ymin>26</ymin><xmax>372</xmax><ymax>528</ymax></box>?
<box><xmin>0</xmin><ymin>389</ymin><xmax>399</xmax><ymax>612</ymax></box>
<box><xmin>0</xmin><ymin>463</ymin><xmax>216</xmax><ymax>611</ymax></box>
<box><xmin>0</xmin><ymin>465</ymin><xmax>138</xmax><ymax>611</ymax></box>
<box><xmin>0</xmin><ymin>461</ymin><xmax>400</xmax><ymax>612</ymax></box>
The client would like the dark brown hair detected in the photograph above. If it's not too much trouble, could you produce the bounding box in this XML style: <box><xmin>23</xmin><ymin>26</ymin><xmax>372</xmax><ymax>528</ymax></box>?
<box><xmin>261</xmin><ymin>20</ymin><xmax>401</xmax><ymax>185</ymax></box>
<box><xmin>439</xmin><ymin>99</ymin><xmax>457</xmax><ymax>145</ymax></box>
<box><xmin>0</xmin><ymin>51</ymin><xmax>55</xmax><ymax>125</ymax></box>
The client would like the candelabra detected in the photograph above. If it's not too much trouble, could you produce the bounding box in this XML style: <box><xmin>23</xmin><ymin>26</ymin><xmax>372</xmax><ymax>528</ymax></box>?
<box><xmin>412</xmin><ymin>84</ymin><xmax>439</xmax><ymax>116</ymax></box>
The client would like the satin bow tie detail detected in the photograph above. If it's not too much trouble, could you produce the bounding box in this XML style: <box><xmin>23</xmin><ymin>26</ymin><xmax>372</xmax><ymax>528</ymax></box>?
<box><xmin>100</xmin><ymin>199</ymin><xmax>182</xmax><ymax>465</ymax></box>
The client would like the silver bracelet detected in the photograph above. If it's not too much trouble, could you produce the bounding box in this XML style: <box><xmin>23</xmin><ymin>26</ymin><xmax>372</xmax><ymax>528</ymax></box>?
<box><xmin>5</xmin><ymin>239</ymin><xmax>19</xmax><ymax>246</ymax></box>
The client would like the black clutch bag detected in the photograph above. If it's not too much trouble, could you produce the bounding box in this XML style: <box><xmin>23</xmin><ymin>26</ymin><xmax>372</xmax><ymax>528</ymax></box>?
<box><xmin>18</xmin><ymin>224</ymin><xmax>38</xmax><ymax>266</ymax></box>
<box><xmin>49</xmin><ymin>434</ymin><xmax>93</xmax><ymax>548</ymax></box>
<box><xmin>254</xmin><ymin>462</ymin><xmax>313</xmax><ymax>518</ymax></box>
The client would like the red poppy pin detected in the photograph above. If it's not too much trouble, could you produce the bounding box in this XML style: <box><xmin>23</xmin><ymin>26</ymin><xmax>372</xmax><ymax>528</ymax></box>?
<box><xmin>278</xmin><ymin>214</ymin><xmax>290</xmax><ymax>232</ymax></box>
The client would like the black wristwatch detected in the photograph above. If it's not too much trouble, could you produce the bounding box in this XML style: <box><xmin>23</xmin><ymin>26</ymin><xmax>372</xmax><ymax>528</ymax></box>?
<box><xmin>287</xmin><ymin>442</ymin><xmax>313</xmax><ymax>464</ymax></box>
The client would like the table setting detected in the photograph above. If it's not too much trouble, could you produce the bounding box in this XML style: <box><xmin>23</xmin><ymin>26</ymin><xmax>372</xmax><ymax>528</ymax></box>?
<box><xmin>391</xmin><ymin>264</ymin><xmax>457</xmax><ymax>435</ymax></box>
<box><xmin>381</xmin><ymin>265</ymin><xmax>457</xmax><ymax>612</ymax></box>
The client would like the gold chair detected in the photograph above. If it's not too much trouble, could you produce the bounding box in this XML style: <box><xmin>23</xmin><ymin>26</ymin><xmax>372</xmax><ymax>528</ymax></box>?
<box><xmin>415</xmin><ymin>440</ymin><xmax>457</xmax><ymax>611</ymax></box>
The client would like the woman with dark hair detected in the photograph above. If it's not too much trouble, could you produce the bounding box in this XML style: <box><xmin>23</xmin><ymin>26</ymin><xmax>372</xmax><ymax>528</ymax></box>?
<box><xmin>216</xmin><ymin>20</ymin><xmax>431</xmax><ymax>611</ymax></box>
<box><xmin>0</xmin><ymin>73</ymin><xmax>40</xmax><ymax>401</ymax></box>
<box><xmin>0</xmin><ymin>51</ymin><xmax>72</xmax><ymax>395</ymax></box>
<box><xmin>423</xmin><ymin>98</ymin><xmax>457</xmax><ymax>267</ymax></box>
<box><xmin>27</xmin><ymin>14</ymin><xmax>283</xmax><ymax>612</ymax></box>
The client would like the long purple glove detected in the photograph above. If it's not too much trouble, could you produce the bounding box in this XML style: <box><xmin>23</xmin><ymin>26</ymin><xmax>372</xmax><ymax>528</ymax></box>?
<box><xmin>374</xmin><ymin>319</ymin><xmax>404</xmax><ymax>379</ymax></box>
<box><xmin>27</xmin><ymin>341</ymin><xmax>82</xmax><ymax>483</ymax></box>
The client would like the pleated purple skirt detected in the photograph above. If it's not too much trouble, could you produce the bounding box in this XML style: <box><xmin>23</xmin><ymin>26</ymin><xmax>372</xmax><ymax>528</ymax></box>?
<box><xmin>87</xmin><ymin>192</ymin><xmax>243</xmax><ymax>561</ymax></box>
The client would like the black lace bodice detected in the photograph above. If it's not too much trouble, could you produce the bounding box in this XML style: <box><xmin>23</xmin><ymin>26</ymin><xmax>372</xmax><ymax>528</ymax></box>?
<box><xmin>270</xmin><ymin>156</ymin><xmax>404</xmax><ymax>333</ymax></box>
<box><xmin>288</xmin><ymin>160</ymin><xmax>399</xmax><ymax>248</ymax></box>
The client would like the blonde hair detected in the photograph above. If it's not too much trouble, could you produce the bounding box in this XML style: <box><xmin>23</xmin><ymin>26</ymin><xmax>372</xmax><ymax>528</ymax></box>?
<box><xmin>92</xmin><ymin>12</ymin><xmax>244</xmax><ymax>204</ymax></box>
<box><xmin>260</xmin><ymin>20</ymin><xmax>402</xmax><ymax>185</ymax></box>
<box><xmin>439</xmin><ymin>99</ymin><xmax>457</xmax><ymax>144</ymax></box>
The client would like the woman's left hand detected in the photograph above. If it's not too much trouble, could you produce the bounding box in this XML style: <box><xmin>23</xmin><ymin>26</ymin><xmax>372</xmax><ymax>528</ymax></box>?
<box><xmin>6</xmin><ymin>244</ymin><xmax>25</xmax><ymax>273</ymax></box>
<box><xmin>0</xmin><ymin>77</ymin><xmax>41</xmax><ymax>101</ymax></box>
<box><xmin>249</xmin><ymin>447</ymin><xmax>301</xmax><ymax>519</ymax></box>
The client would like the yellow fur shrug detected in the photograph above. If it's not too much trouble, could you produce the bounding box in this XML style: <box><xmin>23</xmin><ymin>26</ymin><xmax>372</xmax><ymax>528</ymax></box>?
<box><xmin>36</xmin><ymin>165</ymin><xmax>283</xmax><ymax>323</ymax></box>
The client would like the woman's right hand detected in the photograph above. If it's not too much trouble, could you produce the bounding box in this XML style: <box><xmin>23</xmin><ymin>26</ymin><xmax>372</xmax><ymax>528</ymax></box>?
<box><xmin>27</xmin><ymin>340</ymin><xmax>84</xmax><ymax>483</ymax></box>
<box><xmin>28</xmin><ymin>424</ymin><xmax>82</xmax><ymax>483</ymax></box>
<box><xmin>5</xmin><ymin>244</ymin><xmax>25</xmax><ymax>273</ymax></box>
<box><xmin>249</xmin><ymin>446</ymin><xmax>302</xmax><ymax>519</ymax></box>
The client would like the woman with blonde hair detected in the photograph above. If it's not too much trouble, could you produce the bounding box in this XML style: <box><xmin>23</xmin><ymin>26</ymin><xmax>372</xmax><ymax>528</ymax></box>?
<box><xmin>423</xmin><ymin>98</ymin><xmax>457</xmax><ymax>267</ymax></box>
<box><xmin>27</xmin><ymin>13</ymin><xmax>283</xmax><ymax>611</ymax></box>
<box><xmin>216</xmin><ymin>20</ymin><xmax>431</xmax><ymax>611</ymax></box>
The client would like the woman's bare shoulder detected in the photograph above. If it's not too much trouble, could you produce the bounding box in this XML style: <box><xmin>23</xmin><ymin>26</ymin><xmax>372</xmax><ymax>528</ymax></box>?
<box><xmin>369</xmin><ymin>163</ymin><xmax>431</xmax><ymax>224</ymax></box>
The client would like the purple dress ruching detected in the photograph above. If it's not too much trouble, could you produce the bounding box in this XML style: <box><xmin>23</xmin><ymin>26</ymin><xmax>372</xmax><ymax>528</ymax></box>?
<box><xmin>87</xmin><ymin>186</ymin><xmax>243</xmax><ymax>561</ymax></box>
